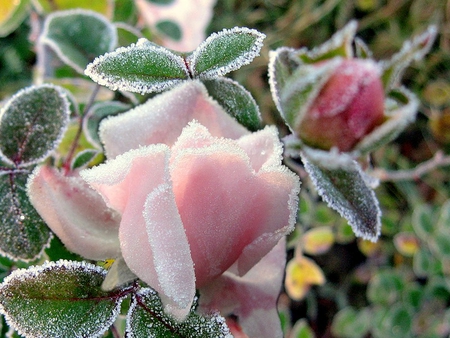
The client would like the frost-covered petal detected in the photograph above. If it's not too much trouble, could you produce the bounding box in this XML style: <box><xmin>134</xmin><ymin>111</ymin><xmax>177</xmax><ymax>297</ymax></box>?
<box><xmin>199</xmin><ymin>238</ymin><xmax>287</xmax><ymax>338</ymax></box>
<box><xmin>236</xmin><ymin>125</ymin><xmax>283</xmax><ymax>172</ymax></box>
<box><xmin>169</xmin><ymin>122</ymin><xmax>300</xmax><ymax>286</ymax></box>
<box><xmin>27</xmin><ymin>166</ymin><xmax>121</xmax><ymax>260</ymax></box>
<box><xmin>143</xmin><ymin>183</ymin><xmax>195</xmax><ymax>321</ymax></box>
<box><xmin>100</xmin><ymin>80</ymin><xmax>249</xmax><ymax>159</ymax></box>
<box><xmin>81</xmin><ymin>145</ymin><xmax>195</xmax><ymax>319</ymax></box>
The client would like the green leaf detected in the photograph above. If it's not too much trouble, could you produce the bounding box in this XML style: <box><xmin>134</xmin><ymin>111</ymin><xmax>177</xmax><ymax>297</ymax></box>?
<box><xmin>294</xmin><ymin>20</ymin><xmax>357</xmax><ymax>63</ymax></box>
<box><xmin>85</xmin><ymin>38</ymin><xmax>189</xmax><ymax>94</ymax></box>
<box><xmin>0</xmin><ymin>84</ymin><xmax>70</xmax><ymax>166</ymax></box>
<box><xmin>301</xmin><ymin>149</ymin><xmax>381</xmax><ymax>241</ymax></box>
<box><xmin>41</xmin><ymin>9</ymin><xmax>117</xmax><ymax>74</ymax></box>
<box><xmin>412</xmin><ymin>203</ymin><xmax>436</xmax><ymax>241</ymax></box>
<box><xmin>115</xmin><ymin>22</ymin><xmax>142</xmax><ymax>47</ymax></box>
<box><xmin>355</xmin><ymin>87</ymin><xmax>419</xmax><ymax>155</ymax></box>
<box><xmin>126</xmin><ymin>288</ymin><xmax>232</xmax><ymax>338</ymax></box>
<box><xmin>83</xmin><ymin>101</ymin><xmax>131</xmax><ymax>149</ymax></box>
<box><xmin>291</xmin><ymin>318</ymin><xmax>315</xmax><ymax>338</ymax></box>
<box><xmin>268</xmin><ymin>47</ymin><xmax>301</xmax><ymax>116</ymax></box>
<box><xmin>203</xmin><ymin>78</ymin><xmax>261</xmax><ymax>131</ymax></box>
<box><xmin>0</xmin><ymin>170</ymin><xmax>51</xmax><ymax>261</ymax></box>
<box><xmin>188</xmin><ymin>27</ymin><xmax>265</xmax><ymax>79</ymax></box>
<box><xmin>0</xmin><ymin>0</ymin><xmax>30</xmax><ymax>38</ymax></box>
<box><xmin>331</xmin><ymin>307</ymin><xmax>371</xmax><ymax>338</ymax></box>
<box><xmin>380</xmin><ymin>25</ymin><xmax>437</xmax><ymax>90</ymax></box>
<box><xmin>367</xmin><ymin>270</ymin><xmax>404</xmax><ymax>305</ymax></box>
<box><xmin>413</xmin><ymin>247</ymin><xmax>441</xmax><ymax>277</ymax></box>
<box><xmin>0</xmin><ymin>260</ymin><xmax>126</xmax><ymax>338</ymax></box>
<box><xmin>354</xmin><ymin>37</ymin><xmax>373</xmax><ymax>59</ymax></box>
<box><xmin>71</xmin><ymin>149</ymin><xmax>99</xmax><ymax>170</ymax></box>
<box><xmin>156</xmin><ymin>20</ymin><xmax>182</xmax><ymax>41</ymax></box>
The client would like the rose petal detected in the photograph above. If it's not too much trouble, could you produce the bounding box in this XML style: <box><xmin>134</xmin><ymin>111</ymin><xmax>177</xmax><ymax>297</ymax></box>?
<box><xmin>199</xmin><ymin>238</ymin><xmax>286</xmax><ymax>338</ymax></box>
<box><xmin>170</xmin><ymin>122</ymin><xmax>300</xmax><ymax>285</ymax></box>
<box><xmin>236</xmin><ymin>125</ymin><xmax>283</xmax><ymax>172</ymax></box>
<box><xmin>81</xmin><ymin>145</ymin><xmax>195</xmax><ymax>319</ymax></box>
<box><xmin>27</xmin><ymin>166</ymin><xmax>121</xmax><ymax>260</ymax></box>
<box><xmin>100</xmin><ymin>80</ymin><xmax>248</xmax><ymax>159</ymax></box>
<box><xmin>143</xmin><ymin>183</ymin><xmax>195</xmax><ymax>321</ymax></box>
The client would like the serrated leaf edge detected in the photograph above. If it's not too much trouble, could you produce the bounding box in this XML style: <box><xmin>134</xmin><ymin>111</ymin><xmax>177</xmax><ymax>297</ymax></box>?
<box><xmin>188</xmin><ymin>27</ymin><xmax>265</xmax><ymax>79</ymax></box>
<box><xmin>40</xmin><ymin>9</ymin><xmax>118</xmax><ymax>74</ymax></box>
<box><xmin>0</xmin><ymin>84</ymin><xmax>71</xmax><ymax>167</ymax></box>
<box><xmin>85</xmin><ymin>38</ymin><xmax>189</xmax><ymax>94</ymax></box>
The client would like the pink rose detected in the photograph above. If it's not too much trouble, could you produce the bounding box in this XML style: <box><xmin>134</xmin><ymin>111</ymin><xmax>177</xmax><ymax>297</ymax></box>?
<box><xmin>28</xmin><ymin>81</ymin><xmax>300</xmax><ymax>336</ymax></box>
<box><xmin>297</xmin><ymin>58</ymin><xmax>385</xmax><ymax>152</ymax></box>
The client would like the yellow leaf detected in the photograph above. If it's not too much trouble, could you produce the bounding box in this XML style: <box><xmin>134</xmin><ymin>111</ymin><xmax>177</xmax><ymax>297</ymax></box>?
<box><xmin>301</xmin><ymin>226</ymin><xmax>335</xmax><ymax>255</ymax></box>
<box><xmin>394</xmin><ymin>232</ymin><xmax>420</xmax><ymax>257</ymax></box>
<box><xmin>358</xmin><ymin>239</ymin><xmax>381</xmax><ymax>257</ymax></box>
<box><xmin>285</xmin><ymin>256</ymin><xmax>325</xmax><ymax>300</ymax></box>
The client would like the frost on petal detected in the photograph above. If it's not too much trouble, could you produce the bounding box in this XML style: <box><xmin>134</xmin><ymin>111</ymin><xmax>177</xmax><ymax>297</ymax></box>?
<box><xmin>169</xmin><ymin>122</ymin><xmax>300</xmax><ymax>285</ymax></box>
<box><xmin>100</xmin><ymin>80</ymin><xmax>248</xmax><ymax>159</ymax></box>
<box><xmin>135</xmin><ymin>0</ymin><xmax>216</xmax><ymax>52</ymax></box>
<box><xmin>143</xmin><ymin>183</ymin><xmax>195</xmax><ymax>321</ymax></box>
<box><xmin>27</xmin><ymin>166</ymin><xmax>121</xmax><ymax>260</ymax></box>
<box><xmin>236</xmin><ymin>125</ymin><xmax>283</xmax><ymax>172</ymax></box>
<box><xmin>199</xmin><ymin>238</ymin><xmax>287</xmax><ymax>338</ymax></box>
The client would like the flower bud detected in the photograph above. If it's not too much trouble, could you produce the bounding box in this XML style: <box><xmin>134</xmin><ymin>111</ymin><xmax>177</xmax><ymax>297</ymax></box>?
<box><xmin>297</xmin><ymin>59</ymin><xmax>385</xmax><ymax>152</ymax></box>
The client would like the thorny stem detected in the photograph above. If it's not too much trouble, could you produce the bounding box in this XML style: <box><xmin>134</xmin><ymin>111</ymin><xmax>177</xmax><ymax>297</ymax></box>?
<box><xmin>371</xmin><ymin>150</ymin><xmax>450</xmax><ymax>181</ymax></box>
<box><xmin>62</xmin><ymin>84</ymin><xmax>100</xmax><ymax>174</ymax></box>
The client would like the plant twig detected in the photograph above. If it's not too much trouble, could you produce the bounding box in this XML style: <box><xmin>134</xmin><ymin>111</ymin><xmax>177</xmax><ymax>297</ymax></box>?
<box><xmin>62</xmin><ymin>84</ymin><xmax>100</xmax><ymax>173</ymax></box>
<box><xmin>371</xmin><ymin>151</ymin><xmax>450</xmax><ymax>181</ymax></box>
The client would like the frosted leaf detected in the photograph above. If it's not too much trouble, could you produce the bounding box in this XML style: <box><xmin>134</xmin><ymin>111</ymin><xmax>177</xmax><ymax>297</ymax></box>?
<box><xmin>83</xmin><ymin>101</ymin><xmax>131</xmax><ymax>150</ymax></box>
<box><xmin>380</xmin><ymin>25</ymin><xmax>437</xmax><ymax>90</ymax></box>
<box><xmin>203</xmin><ymin>77</ymin><xmax>261</xmax><ymax>131</ymax></box>
<box><xmin>41</xmin><ymin>9</ymin><xmax>117</xmax><ymax>74</ymax></box>
<box><xmin>280</xmin><ymin>59</ymin><xmax>340</xmax><ymax>131</ymax></box>
<box><xmin>301</xmin><ymin>148</ymin><xmax>381</xmax><ymax>241</ymax></box>
<box><xmin>0</xmin><ymin>170</ymin><xmax>51</xmax><ymax>261</ymax></box>
<box><xmin>85</xmin><ymin>38</ymin><xmax>190</xmax><ymax>94</ymax></box>
<box><xmin>0</xmin><ymin>260</ymin><xmax>126</xmax><ymax>338</ymax></box>
<box><xmin>126</xmin><ymin>289</ymin><xmax>232</xmax><ymax>338</ymax></box>
<box><xmin>187</xmin><ymin>27</ymin><xmax>265</xmax><ymax>79</ymax></box>
<box><xmin>354</xmin><ymin>37</ymin><xmax>373</xmax><ymax>59</ymax></box>
<box><xmin>355</xmin><ymin>87</ymin><xmax>419</xmax><ymax>155</ymax></box>
<box><xmin>268</xmin><ymin>47</ymin><xmax>301</xmax><ymax>116</ymax></box>
<box><xmin>294</xmin><ymin>20</ymin><xmax>357</xmax><ymax>63</ymax></box>
<box><xmin>0</xmin><ymin>84</ymin><xmax>70</xmax><ymax>166</ymax></box>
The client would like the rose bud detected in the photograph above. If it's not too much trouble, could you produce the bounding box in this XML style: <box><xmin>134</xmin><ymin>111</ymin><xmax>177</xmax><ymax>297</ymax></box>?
<box><xmin>296</xmin><ymin>58</ymin><xmax>385</xmax><ymax>152</ymax></box>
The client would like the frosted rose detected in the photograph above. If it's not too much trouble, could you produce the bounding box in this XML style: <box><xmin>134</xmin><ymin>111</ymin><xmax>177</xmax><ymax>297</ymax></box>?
<box><xmin>297</xmin><ymin>58</ymin><xmax>385</xmax><ymax>152</ymax></box>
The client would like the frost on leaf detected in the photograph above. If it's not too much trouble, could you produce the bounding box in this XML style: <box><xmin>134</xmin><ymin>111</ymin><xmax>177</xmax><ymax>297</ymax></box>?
<box><xmin>126</xmin><ymin>289</ymin><xmax>232</xmax><ymax>338</ymax></box>
<box><xmin>293</xmin><ymin>20</ymin><xmax>357</xmax><ymax>63</ymax></box>
<box><xmin>187</xmin><ymin>27</ymin><xmax>265</xmax><ymax>79</ymax></box>
<box><xmin>355</xmin><ymin>87</ymin><xmax>419</xmax><ymax>155</ymax></box>
<box><xmin>301</xmin><ymin>149</ymin><xmax>381</xmax><ymax>242</ymax></box>
<box><xmin>0</xmin><ymin>84</ymin><xmax>70</xmax><ymax>167</ymax></box>
<box><xmin>0</xmin><ymin>171</ymin><xmax>51</xmax><ymax>261</ymax></box>
<box><xmin>85</xmin><ymin>38</ymin><xmax>190</xmax><ymax>94</ymax></box>
<box><xmin>0</xmin><ymin>260</ymin><xmax>126</xmax><ymax>338</ymax></box>
<box><xmin>83</xmin><ymin>101</ymin><xmax>131</xmax><ymax>150</ymax></box>
<box><xmin>41</xmin><ymin>9</ymin><xmax>117</xmax><ymax>74</ymax></box>
<box><xmin>380</xmin><ymin>25</ymin><xmax>437</xmax><ymax>90</ymax></box>
<box><xmin>203</xmin><ymin>77</ymin><xmax>261</xmax><ymax>131</ymax></box>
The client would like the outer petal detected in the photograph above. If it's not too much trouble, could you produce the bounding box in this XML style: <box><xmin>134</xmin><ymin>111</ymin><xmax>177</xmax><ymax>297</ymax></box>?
<box><xmin>81</xmin><ymin>145</ymin><xmax>195</xmax><ymax>320</ymax></box>
<box><xmin>100</xmin><ymin>80</ymin><xmax>249</xmax><ymax>159</ymax></box>
<box><xmin>27</xmin><ymin>166</ymin><xmax>121</xmax><ymax>260</ymax></box>
<box><xmin>199</xmin><ymin>238</ymin><xmax>287</xmax><ymax>338</ymax></box>
<box><xmin>170</xmin><ymin>122</ymin><xmax>300</xmax><ymax>286</ymax></box>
